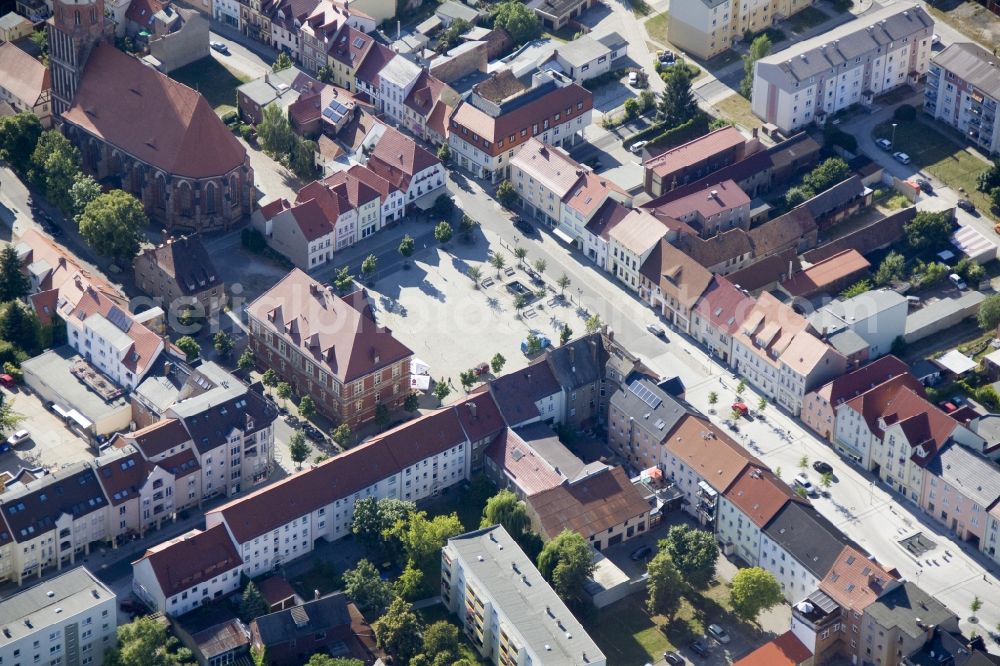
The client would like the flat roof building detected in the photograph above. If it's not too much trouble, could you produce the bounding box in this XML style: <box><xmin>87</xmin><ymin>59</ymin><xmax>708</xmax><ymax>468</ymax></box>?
<box><xmin>925</xmin><ymin>42</ymin><xmax>1000</xmax><ymax>156</ymax></box>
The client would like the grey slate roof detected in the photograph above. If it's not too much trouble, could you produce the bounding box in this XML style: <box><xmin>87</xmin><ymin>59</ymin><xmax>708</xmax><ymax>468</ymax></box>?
<box><xmin>446</xmin><ymin>525</ymin><xmax>604</xmax><ymax>664</ymax></box>
<box><xmin>0</xmin><ymin>568</ymin><xmax>114</xmax><ymax>647</ymax></box>
<box><xmin>763</xmin><ymin>502</ymin><xmax>852</xmax><ymax>580</ymax></box>
<box><xmin>923</xmin><ymin>443</ymin><xmax>1000</xmax><ymax>509</ymax></box>
<box><xmin>932</xmin><ymin>42</ymin><xmax>1000</xmax><ymax>101</ymax></box>
<box><xmin>253</xmin><ymin>593</ymin><xmax>352</xmax><ymax>645</ymax></box>
<box><xmin>756</xmin><ymin>3</ymin><xmax>932</xmax><ymax>86</ymax></box>
<box><xmin>545</xmin><ymin>333</ymin><xmax>603</xmax><ymax>391</ymax></box>
<box><xmin>514</xmin><ymin>422</ymin><xmax>606</xmax><ymax>483</ymax></box>
<box><xmin>1</xmin><ymin>463</ymin><xmax>107</xmax><ymax>543</ymax></box>
<box><xmin>865</xmin><ymin>581</ymin><xmax>955</xmax><ymax>638</ymax></box>
<box><xmin>609</xmin><ymin>377</ymin><xmax>695</xmax><ymax>443</ymax></box>
<box><xmin>803</xmin><ymin>175</ymin><xmax>865</xmax><ymax>219</ymax></box>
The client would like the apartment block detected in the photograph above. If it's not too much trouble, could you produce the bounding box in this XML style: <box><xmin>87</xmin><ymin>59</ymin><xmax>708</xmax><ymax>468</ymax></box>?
<box><xmin>0</xmin><ymin>567</ymin><xmax>117</xmax><ymax>666</ymax></box>
<box><xmin>716</xmin><ymin>464</ymin><xmax>800</xmax><ymax>566</ymax></box>
<box><xmin>441</xmin><ymin>526</ymin><xmax>606</xmax><ymax>666</ymax></box>
<box><xmin>668</xmin><ymin>0</ymin><xmax>817</xmax><ymax>60</ymax></box>
<box><xmin>924</xmin><ymin>42</ymin><xmax>1000</xmax><ymax>156</ymax></box>
<box><xmin>751</xmin><ymin>3</ymin><xmax>934</xmax><ymax>134</ymax></box>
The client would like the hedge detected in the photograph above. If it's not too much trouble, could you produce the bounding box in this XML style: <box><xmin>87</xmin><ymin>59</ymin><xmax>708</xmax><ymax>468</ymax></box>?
<box><xmin>623</xmin><ymin>113</ymin><xmax>709</xmax><ymax>151</ymax></box>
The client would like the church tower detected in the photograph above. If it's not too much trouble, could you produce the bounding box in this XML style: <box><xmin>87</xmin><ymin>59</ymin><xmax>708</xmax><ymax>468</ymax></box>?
<box><xmin>48</xmin><ymin>0</ymin><xmax>109</xmax><ymax>116</ymax></box>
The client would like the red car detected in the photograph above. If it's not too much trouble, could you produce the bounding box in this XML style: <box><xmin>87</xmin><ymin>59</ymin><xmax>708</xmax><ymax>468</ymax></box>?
<box><xmin>0</xmin><ymin>374</ymin><xmax>15</xmax><ymax>388</ymax></box>
<box><xmin>731</xmin><ymin>402</ymin><xmax>748</xmax><ymax>417</ymax></box>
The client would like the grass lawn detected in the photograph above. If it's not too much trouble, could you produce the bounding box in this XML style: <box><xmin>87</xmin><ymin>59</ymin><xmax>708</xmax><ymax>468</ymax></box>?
<box><xmin>872</xmin><ymin>119</ymin><xmax>995</xmax><ymax>220</ymax></box>
<box><xmin>714</xmin><ymin>94</ymin><xmax>763</xmax><ymax>131</ymax></box>
<box><xmin>645</xmin><ymin>13</ymin><xmax>670</xmax><ymax>46</ymax></box>
<box><xmin>785</xmin><ymin>5</ymin><xmax>828</xmax><ymax>34</ymax></box>
<box><xmin>170</xmin><ymin>56</ymin><xmax>250</xmax><ymax>115</ymax></box>
<box><xmin>925</xmin><ymin>2</ymin><xmax>1000</xmax><ymax>51</ymax></box>
<box><xmin>288</xmin><ymin>561</ymin><xmax>341</xmax><ymax>601</ymax></box>
<box><xmin>544</xmin><ymin>25</ymin><xmax>578</xmax><ymax>42</ymax></box>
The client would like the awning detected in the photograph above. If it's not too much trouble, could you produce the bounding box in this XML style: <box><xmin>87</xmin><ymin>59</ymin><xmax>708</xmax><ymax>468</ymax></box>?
<box><xmin>412</xmin><ymin>189</ymin><xmax>445</xmax><ymax>211</ymax></box>
<box><xmin>552</xmin><ymin>226</ymin><xmax>575</xmax><ymax>245</ymax></box>
<box><xmin>65</xmin><ymin>409</ymin><xmax>93</xmax><ymax>430</ymax></box>
<box><xmin>412</xmin><ymin>357</ymin><xmax>430</xmax><ymax>375</ymax></box>
<box><xmin>52</xmin><ymin>403</ymin><xmax>71</xmax><ymax>419</ymax></box>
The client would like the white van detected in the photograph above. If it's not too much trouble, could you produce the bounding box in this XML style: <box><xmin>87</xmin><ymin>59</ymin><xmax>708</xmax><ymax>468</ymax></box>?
<box><xmin>949</xmin><ymin>273</ymin><xmax>967</xmax><ymax>290</ymax></box>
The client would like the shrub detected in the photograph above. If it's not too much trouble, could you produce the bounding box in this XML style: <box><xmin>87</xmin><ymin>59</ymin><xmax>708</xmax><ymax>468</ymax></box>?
<box><xmin>824</xmin><ymin>126</ymin><xmax>858</xmax><ymax>153</ymax></box>
<box><xmin>239</xmin><ymin>124</ymin><xmax>254</xmax><ymax>142</ymax></box>
<box><xmin>893</xmin><ymin>104</ymin><xmax>917</xmax><ymax>122</ymax></box>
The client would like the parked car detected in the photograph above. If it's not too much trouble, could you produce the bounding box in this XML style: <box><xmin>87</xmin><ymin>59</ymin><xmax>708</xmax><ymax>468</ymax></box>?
<box><xmin>664</xmin><ymin>651</ymin><xmax>685</xmax><ymax>665</ymax></box>
<box><xmin>812</xmin><ymin>460</ymin><xmax>833</xmax><ymax>475</ymax></box>
<box><xmin>949</xmin><ymin>273</ymin><xmax>967</xmax><ymax>290</ymax></box>
<box><xmin>513</xmin><ymin>218</ymin><xmax>535</xmax><ymax>236</ymax></box>
<box><xmin>628</xmin><ymin>71</ymin><xmax>638</xmax><ymax>86</ymax></box>
<box><xmin>6</xmin><ymin>430</ymin><xmax>30</xmax><ymax>447</ymax></box>
<box><xmin>646</xmin><ymin>323</ymin><xmax>666</xmax><ymax>337</ymax></box>
<box><xmin>630</xmin><ymin>140</ymin><xmax>649</xmax><ymax>154</ymax></box>
<box><xmin>0</xmin><ymin>373</ymin><xmax>15</xmax><ymax>388</ymax></box>
<box><xmin>876</xmin><ymin>138</ymin><xmax>893</xmax><ymax>151</ymax></box>
<box><xmin>707</xmin><ymin>624</ymin><xmax>731</xmax><ymax>644</ymax></box>
<box><xmin>210</xmin><ymin>41</ymin><xmax>230</xmax><ymax>54</ymax></box>
<box><xmin>932</xmin><ymin>33</ymin><xmax>941</xmax><ymax>45</ymax></box>
<box><xmin>793</xmin><ymin>473</ymin><xmax>816</xmax><ymax>496</ymax></box>
<box><xmin>689</xmin><ymin>639</ymin><xmax>710</xmax><ymax>657</ymax></box>
<box><xmin>630</xmin><ymin>544</ymin><xmax>653</xmax><ymax>561</ymax></box>
<box><xmin>893</xmin><ymin>151</ymin><xmax>911</xmax><ymax>164</ymax></box>
<box><xmin>520</xmin><ymin>336</ymin><xmax>551</xmax><ymax>354</ymax></box>
<box><xmin>731</xmin><ymin>402</ymin><xmax>748</xmax><ymax>417</ymax></box>
<box><xmin>957</xmin><ymin>198</ymin><xmax>976</xmax><ymax>213</ymax></box>
<box><xmin>916</xmin><ymin>178</ymin><xmax>932</xmax><ymax>193</ymax></box>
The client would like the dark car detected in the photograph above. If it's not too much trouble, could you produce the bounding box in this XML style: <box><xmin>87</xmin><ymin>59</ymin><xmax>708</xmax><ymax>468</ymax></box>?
<box><xmin>916</xmin><ymin>178</ymin><xmax>933</xmax><ymax>193</ymax></box>
<box><xmin>812</xmin><ymin>460</ymin><xmax>833</xmax><ymax>475</ymax></box>
<box><xmin>664</xmin><ymin>651</ymin><xmax>685</xmax><ymax>665</ymax></box>
<box><xmin>210</xmin><ymin>41</ymin><xmax>230</xmax><ymax>54</ymax></box>
<box><xmin>689</xmin><ymin>639</ymin><xmax>710</xmax><ymax>658</ymax></box>
<box><xmin>513</xmin><ymin>218</ymin><xmax>535</xmax><ymax>236</ymax></box>
<box><xmin>957</xmin><ymin>198</ymin><xmax>976</xmax><ymax>213</ymax></box>
<box><xmin>630</xmin><ymin>544</ymin><xmax>653</xmax><ymax>561</ymax></box>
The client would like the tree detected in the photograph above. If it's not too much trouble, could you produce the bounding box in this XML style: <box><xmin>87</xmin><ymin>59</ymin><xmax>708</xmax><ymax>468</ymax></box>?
<box><xmin>514</xmin><ymin>246</ymin><xmax>527</xmax><ymax>266</ymax></box>
<box><xmin>971</xmin><ymin>595</ymin><xmax>983</xmax><ymax>618</ymax></box>
<box><xmin>421</xmin><ymin>621</ymin><xmax>461</xmax><ymax>663</ymax></box>
<box><xmin>798</xmin><ymin>455</ymin><xmax>809</xmax><ymax>469</ymax></box>
<box><xmin>560</xmin><ymin>323</ymin><xmax>573</xmax><ymax>346</ymax></box>
<box><xmin>459</xmin><ymin>369</ymin><xmax>476</xmax><ymax>391</ymax></box>
<box><xmin>741</xmin><ymin>34</ymin><xmax>772</xmax><ymax>98</ymax></box>
<box><xmin>298</xmin><ymin>396</ymin><xmax>317</xmax><ymax>421</ymax></box>
<box><xmin>276</xmin><ymin>382</ymin><xmax>292</xmax><ymax>406</ymax></box>
<box><xmin>261</xmin><ymin>369</ymin><xmax>279</xmax><ymax>395</ymax></box>
<box><xmin>533</xmin><ymin>258</ymin><xmax>547</xmax><ymax>276</ymax></box>
<box><xmin>399</xmin><ymin>511</ymin><xmax>463</xmax><ymax>571</ymax></box>
<box><xmin>272</xmin><ymin>51</ymin><xmax>293</xmax><ymax>71</ymax></box>
<box><xmin>361</xmin><ymin>254</ymin><xmax>377</xmax><ymax>283</ymax></box>
<box><xmin>434</xmin><ymin>220</ymin><xmax>453</xmax><ymax>245</ymax></box>
<box><xmin>489</xmin><ymin>251</ymin><xmax>506</xmax><ymax>276</ymax></box>
<box><xmin>257</xmin><ymin>104</ymin><xmax>295</xmax><ymax>156</ymax></box>
<box><xmin>656</xmin><ymin>69</ymin><xmax>698</xmax><ymax>129</ymax></box>
<box><xmin>467</xmin><ymin>265</ymin><xmax>482</xmax><ymax>286</ymax></box>
<box><xmin>525</xmin><ymin>331</ymin><xmax>541</xmax><ymax>354</ymax></box>
<box><xmin>351</xmin><ymin>497</ymin><xmax>383</xmax><ymax>549</ymax></box>
<box><xmin>840</xmin><ymin>279</ymin><xmax>871</xmax><ymax>299</ymax></box>
<box><xmin>491</xmin><ymin>1</ymin><xmax>541</xmax><ymax>45</ymax></box>
<box><xmin>394</xmin><ymin>560</ymin><xmax>425</xmax><ymax>601</ymax></box>
<box><xmin>78</xmin><ymin>190</ymin><xmax>147</xmax><ymax>263</ymax></box>
<box><xmin>239</xmin><ymin>581</ymin><xmax>268</xmax><ymax>622</ymax></box>
<box><xmin>978</xmin><ymin>294</ymin><xmax>1000</xmax><ymax>331</ymax></box>
<box><xmin>459</xmin><ymin>213</ymin><xmax>479</xmax><ymax>240</ymax></box>
<box><xmin>373</xmin><ymin>597</ymin><xmax>423</xmax><ymax>663</ymax></box>
<box><xmin>802</xmin><ymin>157</ymin><xmax>851</xmax><ymax>195</ymax></box>
<box><xmin>730</xmin><ymin>567</ymin><xmax>784</xmax><ymax>624</ymax></box>
<box><xmin>0</xmin><ymin>301</ymin><xmax>39</xmax><ymax>354</ymax></box>
<box><xmin>784</xmin><ymin>185</ymin><xmax>811</xmax><ymax>208</ymax></box>
<box><xmin>646</xmin><ymin>550</ymin><xmax>684</xmax><ymax>620</ymax></box>
<box><xmin>905</xmin><ymin>210</ymin><xmax>952</xmax><ymax>251</ymax></box>
<box><xmin>435</xmin><ymin>18</ymin><xmax>471</xmax><ymax>52</ymax></box>
<box><xmin>0</xmin><ymin>245</ymin><xmax>30</xmax><ymax>302</ymax></box>
<box><xmin>316</xmin><ymin>65</ymin><xmax>335</xmax><ymax>83</ymax></box>
<box><xmin>213</xmin><ymin>331</ymin><xmax>235</xmax><ymax>357</ymax></box>
<box><xmin>585</xmin><ymin>313</ymin><xmax>602</xmax><ymax>334</ymax></box>
<box><xmin>290</xmin><ymin>138</ymin><xmax>317</xmax><ymax>179</ymax></box>
<box><xmin>663</xmin><ymin>525</ymin><xmax>719</xmax><ymax>589</ymax></box>
<box><xmin>537</xmin><ymin>530</ymin><xmax>595</xmax><ymax>604</ymax></box>
<box><xmin>305</xmin><ymin>656</ymin><xmax>363</xmax><ymax>666</ymax></box>
<box><xmin>757</xmin><ymin>397</ymin><xmax>768</xmax><ymax>413</ymax></box>
<box><xmin>343</xmin><ymin>559</ymin><xmax>394</xmax><ymax>615</ymax></box>
<box><xmin>875</xmin><ymin>251</ymin><xmax>906</xmax><ymax>286</ymax></box>
<box><xmin>289</xmin><ymin>430</ymin><xmax>310</xmax><ymax>469</ymax></box>
<box><xmin>404</xmin><ymin>391</ymin><xmax>420</xmax><ymax>413</ymax></box>
<box><xmin>736</xmin><ymin>379</ymin><xmax>746</xmax><ymax>396</ymax></box>
<box><xmin>176</xmin><ymin>336</ymin><xmax>200</xmax><ymax>361</ymax></box>
<box><xmin>513</xmin><ymin>293</ymin><xmax>528</xmax><ymax>317</ymax></box>
<box><xmin>69</xmin><ymin>173</ymin><xmax>102</xmax><ymax>222</ymax></box>
<box><xmin>433</xmin><ymin>378</ymin><xmax>451</xmax><ymax>404</ymax></box>
<box><xmin>398</xmin><ymin>234</ymin><xmax>415</xmax><ymax>260</ymax></box>
<box><xmin>496</xmin><ymin>180</ymin><xmax>518</xmax><ymax>208</ymax></box>
<box><xmin>333</xmin><ymin>266</ymin><xmax>354</xmax><ymax>294</ymax></box>
<box><xmin>374</xmin><ymin>402</ymin><xmax>390</xmax><ymax>429</ymax></box>
<box><xmin>491</xmin><ymin>353</ymin><xmax>506</xmax><ymax>374</ymax></box>
<box><xmin>436</xmin><ymin>143</ymin><xmax>452</xmax><ymax>164</ymax></box>
<box><xmin>820</xmin><ymin>472</ymin><xmax>834</xmax><ymax>489</ymax></box>
<box><xmin>977</xmin><ymin>159</ymin><xmax>1000</xmax><ymax>194</ymax></box>
<box><xmin>0</xmin><ymin>398</ymin><xmax>26</xmax><ymax>437</ymax></box>
<box><xmin>623</xmin><ymin>97</ymin><xmax>640</xmax><ymax>120</ymax></box>
<box><xmin>104</xmin><ymin>616</ymin><xmax>193</xmax><ymax>666</ymax></box>
<box><xmin>0</xmin><ymin>112</ymin><xmax>43</xmax><ymax>175</ymax></box>
<box><xmin>481</xmin><ymin>490</ymin><xmax>531</xmax><ymax>538</ymax></box>
<box><xmin>30</xmin><ymin>130</ymin><xmax>81</xmax><ymax>213</ymax></box>
<box><xmin>331</xmin><ymin>423</ymin><xmax>352</xmax><ymax>446</ymax></box>
<box><xmin>557</xmin><ymin>273</ymin><xmax>571</xmax><ymax>296</ymax></box>
<box><xmin>708</xmin><ymin>391</ymin><xmax>718</xmax><ymax>406</ymax></box>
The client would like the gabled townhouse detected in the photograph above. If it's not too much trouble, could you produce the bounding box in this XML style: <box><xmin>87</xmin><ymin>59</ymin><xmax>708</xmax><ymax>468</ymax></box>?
<box><xmin>732</xmin><ymin>292</ymin><xmax>846</xmax><ymax>415</ymax></box>
<box><xmin>246</xmin><ymin>269</ymin><xmax>413</xmax><ymax>426</ymax></box>
<box><xmin>94</xmin><ymin>445</ymin><xmax>177</xmax><ymax>545</ymax></box>
<box><xmin>608</xmin><ymin>210</ymin><xmax>671</xmax><ymax>292</ymax></box>
<box><xmin>861</xmin><ymin>581</ymin><xmax>957</xmax><ymax>666</ymax></box>
<box><xmin>639</xmin><ymin>238</ymin><xmax>714</xmax><ymax>334</ymax></box>
<box><xmin>543</xmin><ymin>334</ymin><xmax>604</xmax><ymax>429</ymax></box>
<box><xmin>132</xmin><ymin>524</ymin><xmax>243</xmax><ymax>615</ymax></box>
<box><xmin>647</xmin><ymin>180</ymin><xmax>751</xmax><ymax>239</ymax></box>
<box><xmin>298</xmin><ymin>2</ymin><xmax>368</xmax><ymax>76</ymax></box>
<box><xmin>376</xmin><ymin>55</ymin><xmax>422</xmax><ymax>127</ymax></box>
<box><xmin>716</xmin><ymin>464</ymin><xmax>801</xmax><ymax>567</ymax></box>
<box><xmin>485</xmin><ymin>359</ymin><xmax>564</xmax><ymax>428</ymax></box>
<box><xmin>607</xmin><ymin>376</ymin><xmax>692</xmax><ymax>474</ymax></box>
<box><xmin>920</xmin><ymin>443</ymin><xmax>1000</xmax><ymax>553</ymax></box>
<box><xmin>510</xmin><ymin>138</ymin><xmax>586</xmax><ymax>227</ymax></box>
<box><xmin>562</xmin><ymin>171</ymin><xmax>632</xmax><ymax>265</ymax></box>
<box><xmin>448</xmin><ymin>69</ymin><xmax>593</xmax><ymax>182</ymax></box>
<box><xmin>267</xmin><ymin>0</ymin><xmax>321</xmax><ymax>60</ymax></box>
<box><xmin>579</xmin><ymin>199</ymin><xmax>632</xmax><ymax>271</ymax></box>
<box><xmin>0</xmin><ymin>42</ymin><xmax>52</xmax><ymax>128</ymax></box>
<box><xmin>402</xmin><ymin>70</ymin><xmax>456</xmax><ymax>144</ymax></box>
<box><xmin>985</xmin><ymin>503</ymin><xmax>1000</xmax><ymax>566</ymax></box>
<box><xmin>834</xmin><ymin>375</ymin><xmax>927</xmax><ymax>470</ymax></box>
<box><xmin>802</xmin><ymin>355</ymin><xmax>913</xmax><ymax>443</ymax></box>
<box><xmin>760</xmin><ymin>502</ymin><xmax>852</xmax><ymax>604</ymax></box>
<box><xmin>353</xmin><ymin>41</ymin><xmax>395</xmax><ymax>102</ymax></box>
<box><xmin>324</xmin><ymin>24</ymin><xmax>377</xmax><ymax>90</ymax></box>
<box><xmin>690</xmin><ymin>275</ymin><xmax>755</xmax><ymax>365</ymax></box>
<box><xmin>485</xmin><ymin>426</ymin><xmax>577</xmax><ymax>499</ymax></box>
<box><xmin>366</xmin><ymin>125</ymin><xmax>446</xmax><ymax>209</ymax></box>
<box><xmin>133</xmin><ymin>234</ymin><xmax>225</xmax><ymax>322</ymax></box>
<box><xmin>347</xmin><ymin>163</ymin><xmax>406</xmax><ymax>225</ymax></box>
<box><xmin>642</xmin><ymin>125</ymin><xmax>753</xmax><ymax>197</ymax></box>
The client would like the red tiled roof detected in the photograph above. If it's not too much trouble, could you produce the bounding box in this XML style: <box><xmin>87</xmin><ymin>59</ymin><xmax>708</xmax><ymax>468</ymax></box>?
<box><xmin>527</xmin><ymin>466</ymin><xmax>649</xmax><ymax>540</ymax></box>
<box><xmin>346</xmin><ymin>164</ymin><xmax>399</xmax><ymax>199</ymax></box>
<box><xmin>260</xmin><ymin>198</ymin><xmax>290</xmax><ymax>220</ymax></box>
<box><xmin>813</xmin><ymin>356</ymin><xmax>911</xmax><ymax>407</ymax></box>
<box><xmin>154</xmin><ymin>448</ymin><xmax>201</xmax><ymax>479</ymax></box>
<box><xmin>95</xmin><ymin>450</ymin><xmax>148</xmax><ymax>506</ymax></box>
<box><xmin>583</xmin><ymin>198</ymin><xmax>631</xmax><ymax>240</ymax></box>
<box><xmin>664</xmin><ymin>414</ymin><xmax>758</xmax><ymax>494</ymax></box>
<box><xmin>286</xmin><ymin>198</ymin><xmax>334</xmax><ymax>241</ymax></box>
<box><xmin>404</xmin><ymin>70</ymin><xmax>445</xmax><ymax>118</ymax></box>
<box><xmin>563</xmin><ymin>170</ymin><xmax>628</xmax><ymax>218</ymax></box>
<box><xmin>368</xmin><ymin>125</ymin><xmax>440</xmax><ymax>181</ymax></box>
<box><xmin>452</xmin><ymin>392</ymin><xmax>506</xmax><ymax>443</ymax></box>
<box><xmin>328</xmin><ymin>25</ymin><xmax>374</xmax><ymax>68</ymax></box>
<box><xmin>640</xmin><ymin>239</ymin><xmax>714</xmax><ymax>309</ymax></box>
<box><xmin>733</xmin><ymin>631</ymin><xmax>812</xmax><ymax>666</ymax></box>
<box><xmin>693</xmin><ymin>275</ymin><xmax>755</xmax><ymax>336</ymax></box>
<box><xmin>878</xmin><ymin>386</ymin><xmax>957</xmax><ymax>465</ymax></box>
<box><xmin>119</xmin><ymin>419</ymin><xmax>192</xmax><ymax>458</ymax></box>
<box><xmin>843</xmin><ymin>375</ymin><xmax>931</xmax><ymax>437</ymax></box>
<box><xmin>65</xmin><ymin>284</ymin><xmax>163</xmax><ymax>375</ymax></box>
<box><xmin>0</xmin><ymin>42</ymin><xmax>50</xmax><ymax>108</ymax></box>
<box><xmin>486</xmin><ymin>428</ymin><xmax>564</xmax><ymax>496</ymax></box>
<box><xmin>257</xmin><ymin>575</ymin><xmax>297</xmax><ymax>607</ymax></box>
<box><xmin>780</xmin><ymin>249</ymin><xmax>870</xmax><ymax>298</ymax></box>
<box><xmin>426</xmin><ymin>99</ymin><xmax>452</xmax><ymax>140</ymax></box>
<box><xmin>125</xmin><ymin>0</ymin><xmax>166</xmax><ymax>26</ymax></box>
<box><xmin>820</xmin><ymin>545</ymin><xmax>895</xmax><ymax>611</ymax></box>
<box><xmin>135</xmin><ymin>524</ymin><xmax>242</xmax><ymax>598</ymax></box>
<box><xmin>644</xmin><ymin>126</ymin><xmax>746</xmax><ymax>178</ymax></box>
<box><xmin>649</xmin><ymin>180</ymin><xmax>750</xmax><ymax>222</ymax></box>
<box><xmin>355</xmin><ymin>42</ymin><xmax>395</xmax><ymax>87</ymax></box>
<box><xmin>723</xmin><ymin>464</ymin><xmax>803</xmax><ymax>528</ymax></box>
<box><xmin>62</xmin><ymin>44</ymin><xmax>247</xmax><ymax>179</ymax></box>
<box><xmin>323</xmin><ymin>169</ymin><xmax>381</xmax><ymax>208</ymax></box>
<box><xmin>247</xmin><ymin>269</ymin><xmax>413</xmax><ymax>384</ymax></box>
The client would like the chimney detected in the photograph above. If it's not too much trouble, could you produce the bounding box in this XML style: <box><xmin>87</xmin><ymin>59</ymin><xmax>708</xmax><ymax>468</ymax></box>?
<box><xmin>163</xmin><ymin>361</ymin><xmax>173</xmax><ymax>376</ymax></box>
<box><xmin>468</xmin><ymin>401</ymin><xmax>477</xmax><ymax>418</ymax></box>
<box><xmin>314</xmin><ymin>589</ymin><xmax>320</xmax><ymax>600</ymax></box>
<box><xmin>569</xmin><ymin>346</ymin><xmax>575</xmax><ymax>367</ymax></box>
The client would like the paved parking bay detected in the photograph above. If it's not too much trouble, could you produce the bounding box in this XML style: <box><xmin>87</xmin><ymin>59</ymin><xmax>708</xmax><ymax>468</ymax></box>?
<box><xmin>0</xmin><ymin>386</ymin><xmax>94</xmax><ymax>475</ymax></box>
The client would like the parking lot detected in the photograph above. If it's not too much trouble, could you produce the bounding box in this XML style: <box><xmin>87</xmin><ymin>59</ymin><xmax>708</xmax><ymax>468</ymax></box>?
<box><xmin>0</xmin><ymin>386</ymin><xmax>94</xmax><ymax>476</ymax></box>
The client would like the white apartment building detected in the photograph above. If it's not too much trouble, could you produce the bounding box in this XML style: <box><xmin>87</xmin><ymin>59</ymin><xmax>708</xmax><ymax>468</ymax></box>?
<box><xmin>807</xmin><ymin>290</ymin><xmax>908</xmax><ymax>361</ymax></box>
<box><xmin>377</xmin><ymin>57</ymin><xmax>422</xmax><ymax>128</ymax></box>
<box><xmin>366</xmin><ymin>127</ymin><xmax>447</xmax><ymax>210</ymax></box>
<box><xmin>213</xmin><ymin>0</ymin><xmax>239</xmax><ymax>27</ymax></box>
<box><xmin>132</xmin><ymin>525</ymin><xmax>243</xmax><ymax>616</ymax></box>
<box><xmin>668</xmin><ymin>0</ymin><xmax>817</xmax><ymax>60</ymax></box>
<box><xmin>716</xmin><ymin>465</ymin><xmax>796</xmax><ymax>566</ymax></box>
<box><xmin>441</xmin><ymin>525</ymin><xmax>606</xmax><ymax>666</ymax></box>
<box><xmin>760</xmin><ymin>502</ymin><xmax>849</xmax><ymax>604</ymax></box>
<box><xmin>924</xmin><ymin>42</ymin><xmax>1000</xmax><ymax>156</ymax></box>
<box><xmin>0</xmin><ymin>567</ymin><xmax>117</xmax><ymax>666</ymax></box>
<box><xmin>608</xmin><ymin>210</ymin><xmax>668</xmax><ymax>292</ymax></box>
<box><xmin>751</xmin><ymin>3</ymin><xmax>934</xmax><ymax>134</ymax></box>
<box><xmin>510</xmin><ymin>138</ymin><xmax>585</xmax><ymax>226</ymax></box>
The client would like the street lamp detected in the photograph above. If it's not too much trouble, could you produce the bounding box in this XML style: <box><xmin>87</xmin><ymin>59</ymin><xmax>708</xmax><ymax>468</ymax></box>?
<box><xmin>891</xmin><ymin>122</ymin><xmax>898</xmax><ymax>150</ymax></box>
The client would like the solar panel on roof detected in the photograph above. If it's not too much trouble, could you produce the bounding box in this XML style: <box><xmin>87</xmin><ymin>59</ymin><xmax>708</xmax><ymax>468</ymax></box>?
<box><xmin>107</xmin><ymin>306</ymin><xmax>133</xmax><ymax>333</ymax></box>
<box><xmin>627</xmin><ymin>380</ymin><xmax>661</xmax><ymax>410</ymax></box>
